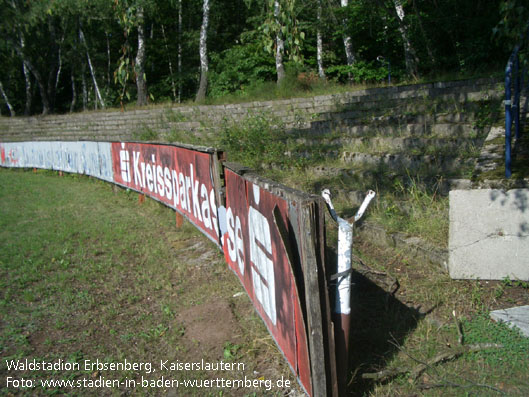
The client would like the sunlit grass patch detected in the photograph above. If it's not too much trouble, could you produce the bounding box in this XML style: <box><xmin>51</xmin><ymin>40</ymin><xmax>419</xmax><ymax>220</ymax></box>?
<box><xmin>0</xmin><ymin>168</ymin><xmax>298</xmax><ymax>395</ymax></box>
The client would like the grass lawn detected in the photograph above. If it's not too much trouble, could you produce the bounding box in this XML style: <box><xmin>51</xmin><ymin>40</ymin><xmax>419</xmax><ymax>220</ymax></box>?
<box><xmin>0</xmin><ymin>169</ymin><xmax>298</xmax><ymax>396</ymax></box>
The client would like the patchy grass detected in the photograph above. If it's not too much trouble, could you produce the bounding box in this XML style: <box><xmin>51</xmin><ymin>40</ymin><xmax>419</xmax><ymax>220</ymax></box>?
<box><xmin>347</xmin><ymin>239</ymin><xmax>529</xmax><ymax>396</ymax></box>
<box><xmin>369</xmin><ymin>176</ymin><xmax>449</xmax><ymax>247</ymax></box>
<box><xmin>0</xmin><ymin>169</ymin><xmax>298</xmax><ymax>396</ymax></box>
<box><xmin>264</xmin><ymin>164</ymin><xmax>449</xmax><ymax>247</ymax></box>
<box><xmin>202</xmin><ymin>76</ymin><xmax>368</xmax><ymax>105</ymax></box>
<box><xmin>215</xmin><ymin>112</ymin><xmax>292</xmax><ymax>171</ymax></box>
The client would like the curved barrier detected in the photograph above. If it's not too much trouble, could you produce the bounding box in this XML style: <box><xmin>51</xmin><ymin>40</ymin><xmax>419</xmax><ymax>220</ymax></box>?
<box><xmin>0</xmin><ymin>140</ymin><xmax>338</xmax><ymax>396</ymax></box>
<box><xmin>0</xmin><ymin>141</ymin><xmax>223</xmax><ymax>244</ymax></box>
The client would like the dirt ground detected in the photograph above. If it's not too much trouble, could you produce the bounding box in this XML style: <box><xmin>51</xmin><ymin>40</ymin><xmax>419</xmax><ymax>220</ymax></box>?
<box><xmin>0</xmin><ymin>171</ymin><xmax>304</xmax><ymax>397</ymax></box>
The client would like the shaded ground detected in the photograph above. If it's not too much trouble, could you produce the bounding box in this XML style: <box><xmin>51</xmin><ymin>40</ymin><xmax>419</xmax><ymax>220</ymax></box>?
<box><xmin>346</xmin><ymin>238</ymin><xmax>529</xmax><ymax>396</ymax></box>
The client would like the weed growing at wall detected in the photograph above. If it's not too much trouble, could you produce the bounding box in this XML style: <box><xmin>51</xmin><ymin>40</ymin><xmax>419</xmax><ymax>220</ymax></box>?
<box><xmin>217</xmin><ymin>112</ymin><xmax>291</xmax><ymax>171</ymax></box>
<box><xmin>163</xmin><ymin>108</ymin><xmax>190</xmax><ymax>123</ymax></box>
<box><xmin>473</xmin><ymin>98</ymin><xmax>502</xmax><ymax>130</ymax></box>
<box><xmin>134</xmin><ymin>124</ymin><xmax>159</xmax><ymax>141</ymax></box>
<box><xmin>372</xmin><ymin>175</ymin><xmax>449</xmax><ymax>246</ymax></box>
<box><xmin>166</xmin><ymin>129</ymin><xmax>203</xmax><ymax>146</ymax></box>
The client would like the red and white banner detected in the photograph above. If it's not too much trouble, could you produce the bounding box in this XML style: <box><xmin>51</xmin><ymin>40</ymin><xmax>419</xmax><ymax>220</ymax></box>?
<box><xmin>0</xmin><ymin>141</ymin><xmax>222</xmax><ymax>245</ymax></box>
<box><xmin>221</xmin><ymin>168</ymin><xmax>311</xmax><ymax>396</ymax></box>
<box><xmin>1</xmin><ymin>140</ymin><xmax>327</xmax><ymax>396</ymax></box>
<box><xmin>111</xmin><ymin>142</ymin><xmax>220</xmax><ymax>245</ymax></box>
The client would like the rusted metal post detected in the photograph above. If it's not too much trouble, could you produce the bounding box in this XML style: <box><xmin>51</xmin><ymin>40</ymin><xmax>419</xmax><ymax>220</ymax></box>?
<box><xmin>138</xmin><ymin>193</ymin><xmax>145</xmax><ymax>205</ymax></box>
<box><xmin>175</xmin><ymin>211</ymin><xmax>184</xmax><ymax>228</ymax></box>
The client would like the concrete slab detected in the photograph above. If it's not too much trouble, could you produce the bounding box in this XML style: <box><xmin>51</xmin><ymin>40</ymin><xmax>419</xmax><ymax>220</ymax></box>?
<box><xmin>490</xmin><ymin>305</ymin><xmax>529</xmax><ymax>337</ymax></box>
<box><xmin>449</xmin><ymin>189</ymin><xmax>529</xmax><ymax>280</ymax></box>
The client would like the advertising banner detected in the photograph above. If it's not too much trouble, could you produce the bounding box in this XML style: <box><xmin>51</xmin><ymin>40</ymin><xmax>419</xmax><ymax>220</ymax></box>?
<box><xmin>0</xmin><ymin>141</ymin><xmax>113</xmax><ymax>181</ymax></box>
<box><xmin>221</xmin><ymin>168</ymin><xmax>312</xmax><ymax>396</ymax></box>
<box><xmin>111</xmin><ymin>142</ymin><xmax>221</xmax><ymax>245</ymax></box>
<box><xmin>0</xmin><ymin>141</ymin><xmax>222</xmax><ymax>246</ymax></box>
<box><xmin>1</xmin><ymin>140</ymin><xmax>333</xmax><ymax>396</ymax></box>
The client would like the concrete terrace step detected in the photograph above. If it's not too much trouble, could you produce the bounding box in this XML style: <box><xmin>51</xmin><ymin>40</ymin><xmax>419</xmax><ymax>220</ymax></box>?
<box><xmin>289</xmin><ymin>122</ymin><xmax>486</xmax><ymax>140</ymax></box>
<box><xmin>292</xmin><ymin>150</ymin><xmax>474</xmax><ymax>176</ymax></box>
<box><xmin>308</xmin><ymin>157</ymin><xmax>474</xmax><ymax>186</ymax></box>
<box><xmin>223</xmin><ymin>91</ymin><xmax>501</xmax><ymax>129</ymax></box>
<box><xmin>291</xmin><ymin>136</ymin><xmax>482</xmax><ymax>156</ymax></box>
<box><xmin>304</xmin><ymin>103</ymin><xmax>491</xmax><ymax>128</ymax></box>
<box><xmin>338</xmin><ymin>151</ymin><xmax>474</xmax><ymax>174</ymax></box>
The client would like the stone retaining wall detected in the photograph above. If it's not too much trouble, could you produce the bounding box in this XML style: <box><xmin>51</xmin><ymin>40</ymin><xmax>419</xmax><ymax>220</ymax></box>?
<box><xmin>0</xmin><ymin>78</ymin><xmax>502</xmax><ymax>144</ymax></box>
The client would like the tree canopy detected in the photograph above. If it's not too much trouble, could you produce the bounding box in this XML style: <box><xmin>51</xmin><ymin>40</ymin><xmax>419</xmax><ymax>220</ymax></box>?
<box><xmin>0</xmin><ymin>0</ymin><xmax>525</xmax><ymax>115</ymax></box>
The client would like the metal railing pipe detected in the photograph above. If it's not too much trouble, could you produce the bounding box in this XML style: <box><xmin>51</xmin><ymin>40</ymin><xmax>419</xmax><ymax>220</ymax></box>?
<box><xmin>514</xmin><ymin>56</ymin><xmax>521</xmax><ymax>140</ymax></box>
<box><xmin>504</xmin><ymin>22</ymin><xmax>529</xmax><ymax>178</ymax></box>
<box><xmin>505</xmin><ymin>53</ymin><xmax>514</xmax><ymax>178</ymax></box>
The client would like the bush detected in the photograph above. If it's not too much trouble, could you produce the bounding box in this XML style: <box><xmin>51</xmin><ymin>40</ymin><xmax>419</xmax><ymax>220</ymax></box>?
<box><xmin>327</xmin><ymin>60</ymin><xmax>391</xmax><ymax>83</ymax></box>
<box><xmin>208</xmin><ymin>43</ymin><xmax>275</xmax><ymax>98</ymax></box>
<box><xmin>217</xmin><ymin>113</ymin><xmax>288</xmax><ymax>170</ymax></box>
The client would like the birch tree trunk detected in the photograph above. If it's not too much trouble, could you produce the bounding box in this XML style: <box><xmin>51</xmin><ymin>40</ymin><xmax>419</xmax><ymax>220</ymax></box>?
<box><xmin>55</xmin><ymin>45</ymin><xmax>62</xmax><ymax>92</ymax></box>
<box><xmin>82</xmin><ymin>62</ymin><xmax>87</xmax><ymax>111</ymax></box>
<box><xmin>70</xmin><ymin>72</ymin><xmax>77</xmax><ymax>113</ymax></box>
<box><xmin>196</xmin><ymin>0</ymin><xmax>209</xmax><ymax>102</ymax></box>
<box><xmin>393</xmin><ymin>0</ymin><xmax>419</xmax><ymax>78</ymax></box>
<box><xmin>79</xmin><ymin>28</ymin><xmax>105</xmax><ymax>108</ymax></box>
<box><xmin>55</xmin><ymin>32</ymin><xmax>66</xmax><ymax>96</ymax></box>
<box><xmin>46</xmin><ymin>17</ymin><xmax>60</xmax><ymax>113</ymax></box>
<box><xmin>13</xmin><ymin>46</ymin><xmax>50</xmax><ymax>115</ymax></box>
<box><xmin>341</xmin><ymin>0</ymin><xmax>355</xmax><ymax>68</ymax></box>
<box><xmin>22</xmin><ymin>62</ymin><xmax>32</xmax><ymax>115</ymax></box>
<box><xmin>11</xmin><ymin>0</ymin><xmax>32</xmax><ymax>115</ymax></box>
<box><xmin>18</xmin><ymin>34</ymin><xmax>32</xmax><ymax>115</ymax></box>
<box><xmin>135</xmin><ymin>5</ymin><xmax>148</xmax><ymax>106</ymax></box>
<box><xmin>317</xmin><ymin>0</ymin><xmax>326</xmax><ymax>79</ymax></box>
<box><xmin>161</xmin><ymin>24</ymin><xmax>177</xmax><ymax>101</ymax></box>
<box><xmin>106</xmin><ymin>32</ymin><xmax>111</xmax><ymax>87</ymax></box>
<box><xmin>178</xmin><ymin>0</ymin><xmax>182</xmax><ymax>103</ymax></box>
<box><xmin>0</xmin><ymin>81</ymin><xmax>16</xmax><ymax>117</ymax></box>
<box><xmin>274</xmin><ymin>0</ymin><xmax>286</xmax><ymax>84</ymax></box>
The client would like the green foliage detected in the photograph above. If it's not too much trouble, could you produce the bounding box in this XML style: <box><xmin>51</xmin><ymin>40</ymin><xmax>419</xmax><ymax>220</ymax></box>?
<box><xmin>259</xmin><ymin>0</ymin><xmax>305</xmax><ymax>64</ymax></box>
<box><xmin>501</xmin><ymin>276</ymin><xmax>529</xmax><ymax>289</ymax></box>
<box><xmin>327</xmin><ymin>61</ymin><xmax>391</xmax><ymax>83</ymax></box>
<box><xmin>222</xmin><ymin>341</ymin><xmax>241</xmax><ymax>360</ymax></box>
<box><xmin>113</xmin><ymin>1</ymin><xmax>149</xmax><ymax>107</ymax></box>
<box><xmin>494</xmin><ymin>0</ymin><xmax>529</xmax><ymax>43</ymax></box>
<box><xmin>208</xmin><ymin>42</ymin><xmax>275</xmax><ymax>98</ymax></box>
<box><xmin>0</xmin><ymin>0</ymin><xmax>515</xmax><ymax>114</ymax></box>
<box><xmin>495</xmin><ymin>0</ymin><xmax>529</xmax><ymax>73</ymax></box>
<box><xmin>473</xmin><ymin>99</ymin><xmax>502</xmax><ymax>130</ymax></box>
<box><xmin>164</xmin><ymin>108</ymin><xmax>189</xmax><ymax>122</ymax></box>
<box><xmin>372</xmin><ymin>175</ymin><xmax>448</xmax><ymax>246</ymax></box>
<box><xmin>217</xmin><ymin>112</ymin><xmax>289</xmax><ymax>170</ymax></box>
<box><xmin>114</xmin><ymin>54</ymin><xmax>133</xmax><ymax>105</ymax></box>
<box><xmin>134</xmin><ymin>124</ymin><xmax>159</xmax><ymax>141</ymax></box>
